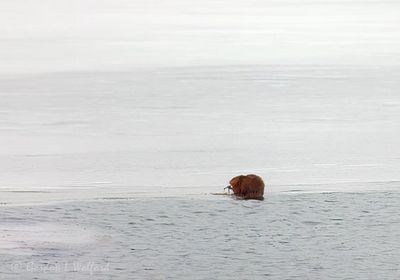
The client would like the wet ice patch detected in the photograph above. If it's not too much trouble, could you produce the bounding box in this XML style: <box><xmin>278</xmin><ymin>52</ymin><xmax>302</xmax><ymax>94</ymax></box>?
<box><xmin>0</xmin><ymin>223</ymin><xmax>97</xmax><ymax>255</ymax></box>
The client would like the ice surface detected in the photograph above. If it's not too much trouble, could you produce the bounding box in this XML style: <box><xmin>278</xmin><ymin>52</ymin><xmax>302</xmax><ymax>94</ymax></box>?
<box><xmin>1</xmin><ymin>66</ymin><xmax>400</xmax><ymax>205</ymax></box>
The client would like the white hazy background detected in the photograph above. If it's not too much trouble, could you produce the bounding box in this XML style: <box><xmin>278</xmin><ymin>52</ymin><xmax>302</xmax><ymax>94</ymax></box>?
<box><xmin>1</xmin><ymin>0</ymin><xmax>400</xmax><ymax>73</ymax></box>
<box><xmin>1</xmin><ymin>0</ymin><xmax>400</xmax><ymax>204</ymax></box>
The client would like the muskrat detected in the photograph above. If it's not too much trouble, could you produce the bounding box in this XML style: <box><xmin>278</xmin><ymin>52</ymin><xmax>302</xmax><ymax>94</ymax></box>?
<box><xmin>225</xmin><ymin>174</ymin><xmax>265</xmax><ymax>200</ymax></box>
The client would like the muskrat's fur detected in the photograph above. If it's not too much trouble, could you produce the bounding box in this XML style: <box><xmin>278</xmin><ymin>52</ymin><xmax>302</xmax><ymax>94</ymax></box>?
<box><xmin>226</xmin><ymin>174</ymin><xmax>265</xmax><ymax>200</ymax></box>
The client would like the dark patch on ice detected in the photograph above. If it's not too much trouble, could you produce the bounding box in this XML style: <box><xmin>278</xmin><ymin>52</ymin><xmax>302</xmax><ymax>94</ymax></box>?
<box><xmin>99</xmin><ymin>197</ymin><xmax>133</xmax><ymax>200</ymax></box>
<box><xmin>302</xmin><ymin>221</ymin><xmax>322</xmax><ymax>226</ymax></box>
<box><xmin>21</xmin><ymin>154</ymin><xmax>59</xmax><ymax>158</ymax></box>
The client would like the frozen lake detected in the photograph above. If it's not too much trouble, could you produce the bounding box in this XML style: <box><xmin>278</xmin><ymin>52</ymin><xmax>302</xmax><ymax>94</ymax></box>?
<box><xmin>1</xmin><ymin>0</ymin><xmax>400</xmax><ymax>278</ymax></box>
<box><xmin>1</xmin><ymin>192</ymin><xmax>400</xmax><ymax>279</ymax></box>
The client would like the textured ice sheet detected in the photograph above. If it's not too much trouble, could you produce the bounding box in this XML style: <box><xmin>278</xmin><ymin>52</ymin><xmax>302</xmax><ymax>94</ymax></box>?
<box><xmin>1</xmin><ymin>192</ymin><xmax>400</xmax><ymax>279</ymax></box>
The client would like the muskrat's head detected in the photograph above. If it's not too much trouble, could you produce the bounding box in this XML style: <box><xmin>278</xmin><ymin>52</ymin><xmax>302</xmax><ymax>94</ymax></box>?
<box><xmin>229</xmin><ymin>175</ymin><xmax>244</xmax><ymax>189</ymax></box>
